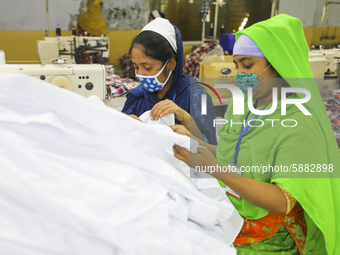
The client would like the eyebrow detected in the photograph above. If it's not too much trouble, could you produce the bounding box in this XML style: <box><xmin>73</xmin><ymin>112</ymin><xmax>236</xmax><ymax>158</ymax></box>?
<box><xmin>132</xmin><ymin>61</ymin><xmax>152</xmax><ymax>66</ymax></box>
<box><xmin>233</xmin><ymin>57</ymin><xmax>254</xmax><ymax>64</ymax></box>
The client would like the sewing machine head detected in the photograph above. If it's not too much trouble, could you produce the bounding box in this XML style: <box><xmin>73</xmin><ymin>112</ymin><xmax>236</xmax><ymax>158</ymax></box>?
<box><xmin>0</xmin><ymin>60</ymin><xmax>107</xmax><ymax>100</ymax></box>
<box><xmin>37</xmin><ymin>36</ymin><xmax>110</xmax><ymax>65</ymax></box>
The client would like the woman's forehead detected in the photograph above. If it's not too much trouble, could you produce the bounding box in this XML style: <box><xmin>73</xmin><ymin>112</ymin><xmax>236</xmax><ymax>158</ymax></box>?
<box><xmin>131</xmin><ymin>47</ymin><xmax>160</xmax><ymax>65</ymax></box>
<box><xmin>233</xmin><ymin>55</ymin><xmax>266</xmax><ymax>62</ymax></box>
<box><xmin>131</xmin><ymin>46</ymin><xmax>150</xmax><ymax>60</ymax></box>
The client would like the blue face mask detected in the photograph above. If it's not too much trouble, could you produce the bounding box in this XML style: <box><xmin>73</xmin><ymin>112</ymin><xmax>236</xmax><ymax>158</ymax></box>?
<box><xmin>135</xmin><ymin>60</ymin><xmax>172</xmax><ymax>92</ymax></box>
<box><xmin>235</xmin><ymin>64</ymin><xmax>273</xmax><ymax>94</ymax></box>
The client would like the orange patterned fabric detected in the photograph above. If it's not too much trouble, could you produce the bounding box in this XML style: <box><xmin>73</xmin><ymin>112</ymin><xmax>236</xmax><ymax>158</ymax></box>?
<box><xmin>234</xmin><ymin>187</ymin><xmax>307</xmax><ymax>254</ymax></box>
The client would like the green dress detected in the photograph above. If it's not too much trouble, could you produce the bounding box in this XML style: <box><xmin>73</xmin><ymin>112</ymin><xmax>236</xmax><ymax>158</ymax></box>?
<box><xmin>236</xmin><ymin>225</ymin><xmax>298</xmax><ymax>255</ymax></box>
<box><xmin>216</xmin><ymin>14</ymin><xmax>340</xmax><ymax>254</ymax></box>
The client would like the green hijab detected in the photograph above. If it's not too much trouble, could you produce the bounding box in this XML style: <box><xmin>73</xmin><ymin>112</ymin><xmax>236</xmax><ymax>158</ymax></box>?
<box><xmin>216</xmin><ymin>14</ymin><xmax>340</xmax><ymax>254</ymax></box>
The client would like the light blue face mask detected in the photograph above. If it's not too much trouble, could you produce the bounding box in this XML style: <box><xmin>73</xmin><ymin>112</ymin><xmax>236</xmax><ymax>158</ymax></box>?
<box><xmin>135</xmin><ymin>60</ymin><xmax>172</xmax><ymax>92</ymax></box>
<box><xmin>235</xmin><ymin>64</ymin><xmax>274</xmax><ymax>93</ymax></box>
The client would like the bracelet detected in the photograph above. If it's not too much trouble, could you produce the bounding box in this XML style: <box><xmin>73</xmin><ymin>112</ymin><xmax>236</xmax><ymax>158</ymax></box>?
<box><xmin>275</xmin><ymin>184</ymin><xmax>297</xmax><ymax>215</ymax></box>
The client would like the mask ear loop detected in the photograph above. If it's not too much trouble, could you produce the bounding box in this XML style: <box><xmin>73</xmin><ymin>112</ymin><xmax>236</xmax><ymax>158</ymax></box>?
<box><xmin>258</xmin><ymin>64</ymin><xmax>272</xmax><ymax>76</ymax></box>
<box><xmin>155</xmin><ymin>60</ymin><xmax>172</xmax><ymax>86</ymax></box>
<box><xmin>135</xmin><ymin>59</ymin><xmax>169</xmax><ymax>78</ymax></box>
<box><xmin>259</xmin><ymin>72</ymin><xmax>278</xmax><ymax>83</ymax></box>
<box><xmin>154</xmin><ymin>59</ymin><xmax>169</xmax><ymax>78</ymax></box>
<box><xmin>258</xmin><ymin>64</ymin><xmax>277</xmax><ymax>83</ymax></box>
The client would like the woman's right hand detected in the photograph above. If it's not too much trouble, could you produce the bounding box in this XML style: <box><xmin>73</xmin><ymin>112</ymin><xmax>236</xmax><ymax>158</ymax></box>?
<box><xmin>150</xmin><ymin>99</ymin><xmax>189</xmax><ymax>123</ymax></box>
<box><xmin>171</xmin><ymin>124</ymin><xmax>190</xmax><ymax>137</ymax></box>
<box><xmin>172</xmin><ymin>144</ymin><xmax>218</xmax><ymax>169</ymax></box>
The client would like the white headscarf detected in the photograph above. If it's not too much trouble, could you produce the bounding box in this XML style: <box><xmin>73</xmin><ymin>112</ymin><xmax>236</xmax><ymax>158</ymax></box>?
<box><xmin>140</xmin><ymin>18</ymin><xmax>177</xmax><ymax>53</ymax></box>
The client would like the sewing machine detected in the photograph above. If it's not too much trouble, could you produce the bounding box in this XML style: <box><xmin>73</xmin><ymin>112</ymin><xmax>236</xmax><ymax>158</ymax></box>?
<box><xmin>37</xmin><ymin>36</ymin><xmax>110</xmax><ymax>64</ymax></box>
<box><xmin>309</xmin><ymin>47</ymin><xmax>340</xmax><ymax>98</ymax></box>
<box><xmin>310</xmin><ymin>47</ymin><xmax>340</xmax><ymax>77</ymax></box>
<box><xmin>0</xmin><ymin>60</ymin><xmax>107</xmax><ymax>100</ymax></box>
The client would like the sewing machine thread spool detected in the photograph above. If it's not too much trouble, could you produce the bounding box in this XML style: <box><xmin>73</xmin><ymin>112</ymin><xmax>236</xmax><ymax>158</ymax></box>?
<box><xmin>0</xmin><ymin>50</ymin><xmax>6</xmax><ymax>65</ymax></box>
<box><xmin>209</xmin><ymin>23</ymin><xmax>214</xmax><ymax>37</ymax></box>
<box><xmin>220</xmin><ymin>24</ymin><xmax>225</xmax><ymax>35</ymax></box>
<box><xmin>56</xmin><ymin>25</ymin><xmax>61</xmax><ymax>37</ymax></box>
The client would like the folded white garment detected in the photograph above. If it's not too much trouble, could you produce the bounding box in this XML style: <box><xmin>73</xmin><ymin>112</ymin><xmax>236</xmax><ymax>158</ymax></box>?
<box><xmin>140</xmin><ymin>110</ymin><xmax>175</xmax><ymax>126</ymax></box>
<box><xmin>0</xmin><ymin>74</ymin><xmax>243</xmax><ymax>255</ymax></box>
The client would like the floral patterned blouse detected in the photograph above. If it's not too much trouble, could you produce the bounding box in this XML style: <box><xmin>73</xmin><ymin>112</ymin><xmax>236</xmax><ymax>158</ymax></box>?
<box><xmin>233</xmin><ymin>184</ymin><xmax>307</xmax><ymax>255</ymax></box>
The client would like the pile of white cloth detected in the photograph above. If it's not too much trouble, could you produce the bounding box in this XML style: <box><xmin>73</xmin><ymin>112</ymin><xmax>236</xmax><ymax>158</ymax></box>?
<box><xmin>0</xmin><ymin>74</ymin><xmax>243</xmax><ymax>255</ymax></box>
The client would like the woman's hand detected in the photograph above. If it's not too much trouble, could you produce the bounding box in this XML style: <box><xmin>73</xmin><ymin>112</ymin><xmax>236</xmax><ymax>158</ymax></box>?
<box><xmin>171</xmin><ymin>124</ymin><xmax>190</xmax><ymax>137</ymax></box>
<box><xmin>172</xmin><ymin>144</ymin><xmax>219</xmax><ymax>169</ymax></box>
<box><xmin>129</xmin><ymin>114</ymin><xmax>143</xmax><ymax>122</ymax></box>
<box><xmin>150</xmin><ymin>99</ymin><xmax>189</xmax><ymax>123</ymax></box>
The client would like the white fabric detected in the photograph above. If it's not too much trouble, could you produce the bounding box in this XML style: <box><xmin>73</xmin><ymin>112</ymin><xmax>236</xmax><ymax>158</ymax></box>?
<box><xmin>0</xmin><ymin>50</ymin><xmax>5</xmax><ymax>65</ymax></box>
<box><xmin>139</xmin><ymin>110</ymin><xmax>202</xmax><ymax>154</ymax></box>
<box><xmin>0</xmin><ymin>73</ymin><xmax>243</xmax><ymax>255</ymax></box>
<box><xmin>139</xmin><ymin>110</ymin><xmax>175</xmax><ymax>127</ymax></box>
<box><xmin>141</xmin><ymin>18</ymin><xmax>177</xmax><ymax>53</ymax></box>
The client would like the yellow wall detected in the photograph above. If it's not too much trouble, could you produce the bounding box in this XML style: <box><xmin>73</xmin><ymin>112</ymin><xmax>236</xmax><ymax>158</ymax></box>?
<box><xmin>106</xmin><ymin>30</ymin><xmax>140</xmax><ymax>67</ymax></box>
<box><xmin>1</xmin><ymin>27</ymin><xmax>338</xmax><ymax>68</ymax></box>
<box><xmin>0</xmin><ymin>31</ymin><xmax>46</xmax><ymax>64</ymax></box>
<box><xmin>303</xmin><ymin>27</ymin><xmax>340</xmax><ymax>47</ymax></box>
<box><xmin>0</xmin><ymin>30</ymin><xmax>140</xmax><ymax>68</ymax></box>
<box><xmin>303</xmin><ymin>28</ymin><xmax>314</xmax><ymax>46</ymax></box>
<box><xmin>183</xmin><ymin>45</ymin><xmax>194</xmax><ymax>60</ymax></box>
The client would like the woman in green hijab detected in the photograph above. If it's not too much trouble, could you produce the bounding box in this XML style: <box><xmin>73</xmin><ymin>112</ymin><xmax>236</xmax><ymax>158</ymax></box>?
<box><xmin>173</xmin><ymin>14</ymin><xmax>340</xmax><ymax>254</ymax></box>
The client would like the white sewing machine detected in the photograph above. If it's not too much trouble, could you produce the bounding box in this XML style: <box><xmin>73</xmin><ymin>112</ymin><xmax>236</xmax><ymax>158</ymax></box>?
<box><xmin>37</xmin><ymin>36</ymin><xmax>110</xmax><ymax>64</ymax></box>
<box><xmin>0</xmin><ymin>60</ymin><xmax>107</xmax><ymax>100</ymax></box>
<box><xmin>309</xmin><ymin>47</ymin><xmax>340</xmax><ymax>98</ymax></box>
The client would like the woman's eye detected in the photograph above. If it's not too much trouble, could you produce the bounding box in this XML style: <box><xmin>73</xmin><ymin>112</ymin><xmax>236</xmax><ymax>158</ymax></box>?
<box><xmin>245</xmin><ymin>65</ymin><xmax>252</xmax><ymax>69</ymax></box>
<box><xmin>145</xmin><ymin>67</ymin><xmax>151</xmax><ymax>71</ymax></box>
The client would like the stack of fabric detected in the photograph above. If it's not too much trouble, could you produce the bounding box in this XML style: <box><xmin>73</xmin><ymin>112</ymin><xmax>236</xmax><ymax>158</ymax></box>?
<box><xmin>106</xmin><ymin>73</ymin><xmax>140</xmax><ymax>97</ymax></box>
<box><xmin>323</xmin><ymin>89</ymin><xmax>340</xmax><ymax>149</ymax></box>
<box><xmin>184</xmin><ymin>41</ymin><xmax>217</xmax><ymax>78</ymax></box>
<box><xmin>0</xmin><ymin>73</ymin><xmax>243</xmax><ymax>255</ymax></box>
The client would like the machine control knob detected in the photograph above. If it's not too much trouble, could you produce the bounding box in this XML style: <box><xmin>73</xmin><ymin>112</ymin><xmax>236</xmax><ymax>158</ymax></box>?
<box><xmin>85</xmin><ymin>82</ymin><xmax>94</xmax><ymax>90</ymax></box>
<box><xmin>40</xmin><ymin>75</ymin><xmax>46</xmax><ymax>80</ymax></box>
<box><xmin>50</xmin><ymin>76</ymin><xmax>73</xmax><ymax>91</ymax></box>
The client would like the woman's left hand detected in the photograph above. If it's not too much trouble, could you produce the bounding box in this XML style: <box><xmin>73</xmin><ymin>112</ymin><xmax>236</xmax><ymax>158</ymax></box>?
<box><xmin>150</xmin><ymin>99</ymin><xmax>189</xmax><ymax>123</ymax></box>
<box><xmin>129</xmin><ymin>114</ymin><xmax>143</xmax><ymax>122</ymax></box>
<box><xmin>172</xmin><ymin>144</ymin><xmax>218</xmax><ymax>169</ymax></box>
